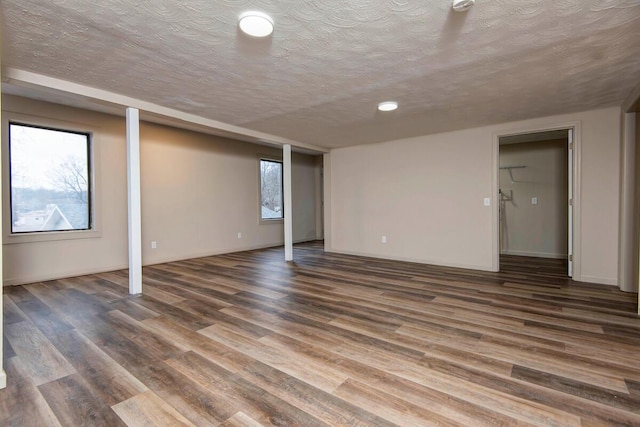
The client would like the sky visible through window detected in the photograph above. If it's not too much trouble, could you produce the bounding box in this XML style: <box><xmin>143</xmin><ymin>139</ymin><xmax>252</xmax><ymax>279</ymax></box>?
<box><xmin>10</xmin><ymin>123</ymin><xmax>90</xmax><ymax>233</ymax></box>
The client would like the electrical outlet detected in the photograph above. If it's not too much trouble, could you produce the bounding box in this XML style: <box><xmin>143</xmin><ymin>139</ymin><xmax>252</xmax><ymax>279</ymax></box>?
<box><xmin>237</xmin><ymin>232</ymin><xmax>242</xmax><ymax>239</ymax></box>
<box><xmin>381</xmin><ymin>235</ymin><xmax>387</xmax><ymax>244</ymax></box>
<box><xmin>151</xmin><ymin>241</ymin><xmax>157</xmax><ymax>249</ymax></box>
<box><xmin>531</xmin><ymin>197</ymin><xmax>538</xmax><ymax>205</ymax></box>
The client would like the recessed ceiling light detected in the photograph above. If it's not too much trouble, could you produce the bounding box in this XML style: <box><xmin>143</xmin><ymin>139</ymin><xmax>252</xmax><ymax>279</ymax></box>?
<box><xmin>452</xmin><ymin>0</ymin><xmax>475</xmax><ymax>12</ymax></box>
<box><xmin>378</xmin><ymin>101</ymin><xmax>398</xmax><ymax>112</ymax></box>
<box><xmin>238</xmin><ymin>11</ymin><xmax>274</xmax><ymax>37</ymax></box>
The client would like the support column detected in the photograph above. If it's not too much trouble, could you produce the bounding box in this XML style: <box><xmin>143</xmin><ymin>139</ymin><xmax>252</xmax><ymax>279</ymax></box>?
<box><xmin>283</xmin><ymin>144</ymin><xmax>293</xmax><ymax>261</ymax></box>
<box><xmin>323</xmin><ymin>152</ymin><xmax>332</xmax><ymax>252</ymax></box>
<box><xmin>619</xmin><ymin>113</ymin><xmax>637</xmax><ymax>292</ymax></box>
<box><xmin>126</xmin><ymin>107</ymin><xmax>142</xmax><ymax>294</ymax></box>
<box><xmin>0</xmin><ymin>65</ymin><xmax>6</xmax><ymax>390</ymax></box>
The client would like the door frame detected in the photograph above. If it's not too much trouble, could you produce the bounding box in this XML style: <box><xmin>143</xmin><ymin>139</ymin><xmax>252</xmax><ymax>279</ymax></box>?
<box><xmin>492</xmin><ymin>121</ymin><xmax>581</xmax><ymax>280</ymax></box>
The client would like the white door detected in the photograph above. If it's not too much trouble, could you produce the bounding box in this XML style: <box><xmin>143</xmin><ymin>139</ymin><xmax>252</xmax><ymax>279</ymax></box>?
<box><xmin>568</xmin><ymin>129</ymin><xmax>574</xmax><ymax>277</ymax></box>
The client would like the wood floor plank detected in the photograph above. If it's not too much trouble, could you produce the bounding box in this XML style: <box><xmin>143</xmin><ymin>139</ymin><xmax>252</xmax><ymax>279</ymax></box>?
<box><xmin>219</xmin><ymin>411</ymin><xmax>264</xmax><ymax>427</ymax></box>
<box><xmin>14</xmin><ymin>288</ymin><xmax>75</xmax><ymax>339</ymax></box>
<box><xmin>199</xmin><ymin>323</ymin><xmax>349</xmax><ymax>393</ymax></box>
<box><xmin>99</xmin><ymin>309</ymin><xmax>186</xmax><ymax>361</ymax></box>
<box><xmin>109</xmin><ymin>296</ymin><xmax>161</xmax><ymax>321</ymax></box>
<box><xmin>334</xmin><ymin>378</ymin><xmax>475</xmax><ymax>427</ymax></box>
<box><xmin>141</xmin><ymin>315</ymin><xmax>254</xmax><ymax>373</ymax></box>
<box><xmin>124</xmin><ymin>360</ymin><xmax>241</xmax><ymax>426</ymax></box>
<box><xmin>111</xmin><ymin>390</ymin><xmax>196</xmax><ymax>427</ymax></box>
<box><xmin>4</xmin><ymin>320</ymin><xmax>76</xmax><ymax>386</ymax></box>
<box><xmin>239</xmin><ymin>360</ymin><xmax>397</xmax><ymax>427</ymax></box>
<box><xmin>50</xmin><ymin>328</ymin><xmax>148</xmax><ymax>406</ymax></box>
<box><xmin>3</xmin><ymin>295</ymin><xmax>28</xmax><ymax>324</ymax></box>
<box><xmin>511</xmin><ymin>365</ymin><xmax>640</xmax><ymax>413</ymax></box>
<box><xmin>38</xmin><ymin>373</ymin><xmax>126</xmax><ymax>426</ymax></box>
<box><xmin>332</xmin><ymin>333</ymin><xmax>583</xmax><ymax>426</ymax></box>
<box><xmin>0</xmin><ymin>357</ymin><xmax>63</xmax><ymax>427</ymax></box>
<box><xmin>3</xmin><ymin>334</ymin><xmax>16</xmax><ymax>359</ymax></box>
<box><xmin>474</xmin><ymin>335</ymin><xmax>632</xmax><ymax>393</ymax></box>
<box><xmin>166</xmin><ymin>351</ymin><xmax>330</xmax><ymax>426</ymax></box>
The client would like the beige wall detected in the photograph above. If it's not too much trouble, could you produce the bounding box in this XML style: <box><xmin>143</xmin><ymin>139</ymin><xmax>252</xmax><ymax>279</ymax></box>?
<box><xmin>329</xmin><ymin>126</ymin><xmax>494</xmax><ymax>270</ymax></box>
<box><xmin>292</xmin><ymin>153</ymin><xmax>319</xmax><ymax>243</ymax></box>
<box><xmin>2</xmin><ymin>95</ymin><xmax>320</xmax><ymax>285</ymax></box>
<box><xmin>0</xmin><ymin>68</ymin><xmax>5</xmax><ymax>390</ymax></box>
<box><xmin>327</xmin><ymin>107</ymin><xmax>621</xmax><ymax>285</ymax></box>
<box><xmin>499</xmin><ymin>140</ymin><xmax>568</xmax><ymax>259</ymax></box>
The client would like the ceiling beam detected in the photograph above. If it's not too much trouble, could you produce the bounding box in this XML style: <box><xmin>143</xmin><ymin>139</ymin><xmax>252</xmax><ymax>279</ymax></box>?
<box><xmin>2</xmin><ymin>68</ymin><xmax>329</xmax><ymax>154</ymax></box>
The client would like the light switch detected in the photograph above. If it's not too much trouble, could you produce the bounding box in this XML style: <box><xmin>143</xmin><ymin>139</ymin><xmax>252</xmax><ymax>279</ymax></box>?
<box><xmin>532</xmin><ymin>197</ymin><xmax>538</xmax><ymax>205</ymax></box>
<box><xmin>483</xmin><ymin>198</ymin><xmax>491</xmax><ymax>206</ymax></box>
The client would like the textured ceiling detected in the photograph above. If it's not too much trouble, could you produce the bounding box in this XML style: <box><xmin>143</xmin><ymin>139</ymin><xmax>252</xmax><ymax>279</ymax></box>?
<box><xmin>2</xmin><ymin>0</ymin><xmax>640</xmax><ymax>149</ymax></box>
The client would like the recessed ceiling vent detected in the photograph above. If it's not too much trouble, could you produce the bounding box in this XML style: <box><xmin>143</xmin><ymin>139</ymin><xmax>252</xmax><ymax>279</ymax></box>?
<box><xmin>452</xmin><ymin>0</ymin><xmax>475</xmax><ymax>12</ymax></box>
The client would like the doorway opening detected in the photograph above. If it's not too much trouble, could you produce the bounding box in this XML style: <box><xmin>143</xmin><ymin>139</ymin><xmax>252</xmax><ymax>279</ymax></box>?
<box><xmin>498</xmin><ymin>128</ymin><xmax>574</xmax><ymax>278</ymax></box>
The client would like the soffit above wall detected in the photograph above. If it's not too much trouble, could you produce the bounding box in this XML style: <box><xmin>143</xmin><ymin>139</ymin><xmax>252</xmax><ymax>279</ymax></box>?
<box><xmin>1</xmin><ymin>0</ymin><xmax>639</xmax><ymax>148</ymax></box>
<box><xmin>500</xmin><ymin>130</ymin><xmax>569</xmax><ymax>145</ymax></box>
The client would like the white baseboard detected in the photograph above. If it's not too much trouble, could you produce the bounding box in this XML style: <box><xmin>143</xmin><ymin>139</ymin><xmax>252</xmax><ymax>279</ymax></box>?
<box><xmin>501</xmin><ymin>250</ymin><xmax>568</xmax><ymax>259</ymax></box>
<box><xmin>142</xmin><ymin>242</ymin><xmax>285</xmax><ymax>267</ymax></box>
<box><xmin>579</xmin><ymin>275</ymin><xmax>618</xmax><ymax>287</ymax></box>
<box><xmin>3</xmin><ymin>263</ymin><xmax>129</xmax><ymax>287</ymax></box>
<box><xmin>3</xmin><ymin>240</ymin><xmax>322</xmax><ymax>287</ymax></box>
<box><xmin>327</xmin><ymin>248</ymin><xmax>494</xmax><ymax>272</ymax></box>
<box><xmin>143</xmin><ymin>239</ymin><xmax>320</xmax><ymax>267</ymax></box>
<box><xmin>0</xmin><ymin>370</ymin><xmax>6</xmax><ymax>389</ymax></box>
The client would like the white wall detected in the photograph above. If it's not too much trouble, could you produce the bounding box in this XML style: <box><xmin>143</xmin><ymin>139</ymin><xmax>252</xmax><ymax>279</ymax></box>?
<box><xmin>292</xmin><ymin>153</ymin><xmax>319</xmax><ymax>243</ymax></box>
<box><xmin>329</xmin><ymin>126</ymin><xmax>494</xmax><ymax>270</ymax></box>
<box><xmin>2</xmin><ymin>95</ymin><xmax>321</xmax><ymax>285</ymax></box>
<box><xmin>327</xmin><ymin>107</ymin><xmax>621</xmax><ymax>285</ymax></box>
<box><xmin>499</xmin><ymin>140</ymin><xmax>568</xmax><ymax>259</ymax></box>
<box><xmin>0</xmin><ymin>72</ymin><xmax>5</xmax><ymax>390</ymax></box>
<box><xmin>636</xmin><ymin>112</ymin><xmax>640</xmax><ymax>296</ymax></box>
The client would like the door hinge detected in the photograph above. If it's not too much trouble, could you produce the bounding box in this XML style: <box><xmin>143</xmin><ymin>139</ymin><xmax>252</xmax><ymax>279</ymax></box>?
<box><xmin>569</xmin><ymin>142</ymin><xmax>574</xmax><ymax>150</ymax></box>
<box><xmin>569</xmin><ymin>198</ymin><xmax>573</xmax><ymax>206</ymax></box>
<box><xmin>569</xmin><ymin>254</ymin><xmax>573</xmax><ymax>262</ymax></box>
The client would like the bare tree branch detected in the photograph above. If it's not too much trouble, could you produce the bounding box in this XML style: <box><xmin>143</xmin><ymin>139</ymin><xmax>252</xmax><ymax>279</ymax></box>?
<box><xmin>51</xmin><ymin>156</ymin><xmax>88</xmax><ymax>204</ymax></box>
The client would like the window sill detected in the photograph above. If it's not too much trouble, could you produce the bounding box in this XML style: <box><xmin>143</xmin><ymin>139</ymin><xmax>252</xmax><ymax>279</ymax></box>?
<box><xmin>3</xmin><ymin>228</ymin><xmax>102</xmax><ymax>244</ymax></box>
<box><xmin>260</xmin><ymin>218</ymin><xmax>284</xmax><ymax>225</ymax></box>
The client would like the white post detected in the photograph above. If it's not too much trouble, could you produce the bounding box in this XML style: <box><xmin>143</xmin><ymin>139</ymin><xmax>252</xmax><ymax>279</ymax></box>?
<box><xmin>0</xmin><ymin>66</ymin><xmax>6</xmax><ymax>389</ymax></box>
<box><xmin>126</xmin><ymin>107</ymin><xmax>142</xmax><ymax>294</ymax></box>
<box><xmin>323</xmin><ymin>152</ymin><xmax>332</xmax><ymax>252</ymax></box>
<box><xmin>283</xmin><ymin>144</ymin><xmax>293</xmax><ymax>261</ymax></box>
<box><xmin>618</xmin><ymin>113</ymin><xmax>636</xmax><ymax>292</ymax></box>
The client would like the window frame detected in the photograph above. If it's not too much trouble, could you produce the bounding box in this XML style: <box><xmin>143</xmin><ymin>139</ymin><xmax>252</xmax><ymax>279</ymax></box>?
<box><xmin>258</xmin><ymin>156</ymin><xmax>284</xmax><ymax>223</ymax></box>
<box><xmin>2</xmin><ymin>112</ymin><xmax>101</xmax><ymax>244</ymax></box>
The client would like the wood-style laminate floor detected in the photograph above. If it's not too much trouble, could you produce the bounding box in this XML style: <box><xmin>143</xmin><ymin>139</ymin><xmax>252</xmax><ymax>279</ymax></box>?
<box><xmin>2</xmin><ymin>242</ymin><xmax>639</xmax><ymax>426</ymax></box>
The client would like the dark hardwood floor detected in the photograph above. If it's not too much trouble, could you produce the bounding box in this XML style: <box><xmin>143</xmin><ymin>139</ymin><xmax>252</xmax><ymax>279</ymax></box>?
<box><xmin>2</xmin><ymin>242</ymin><xmax>639</xmax><ymax>426</ymax></box>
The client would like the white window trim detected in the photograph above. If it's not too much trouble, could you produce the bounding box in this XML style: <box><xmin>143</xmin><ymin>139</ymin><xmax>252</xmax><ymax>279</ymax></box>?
<box><xmin>258</xmin><ymin>154</ymin><xmax>284</xmax><ymax>224</ymax></box>
<box><xmin>2</xmin><ymin>111</ymin><xmax>102</xmax><ymax>244</ymax></box>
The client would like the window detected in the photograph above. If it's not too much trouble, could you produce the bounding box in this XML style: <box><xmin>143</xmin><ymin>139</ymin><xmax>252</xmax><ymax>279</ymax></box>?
<box><xmin>260</xmin><ymin>159</ymin><xmax>283</xmax><ymax>220</ymax></box>
<box><xmin>9</xmin><ymin>122</ymin><xmax>92</xmax><ymax>234</ymax></box>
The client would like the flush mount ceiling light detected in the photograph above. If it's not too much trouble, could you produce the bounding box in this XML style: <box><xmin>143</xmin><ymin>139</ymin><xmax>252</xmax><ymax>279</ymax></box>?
<box><xmin>238</xmin><ymin>11</ymin><xmax>274</xmax><ymax>37</ymax></box>
<box><xmin>452</xmin><ymin>0</ymin><xmax>475</xmax><ymax>12</ymax></box>
<box><xmin>378</xmin><ymin>101</ymin><xmax>399</xmax><ymax>112</ymax></box>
